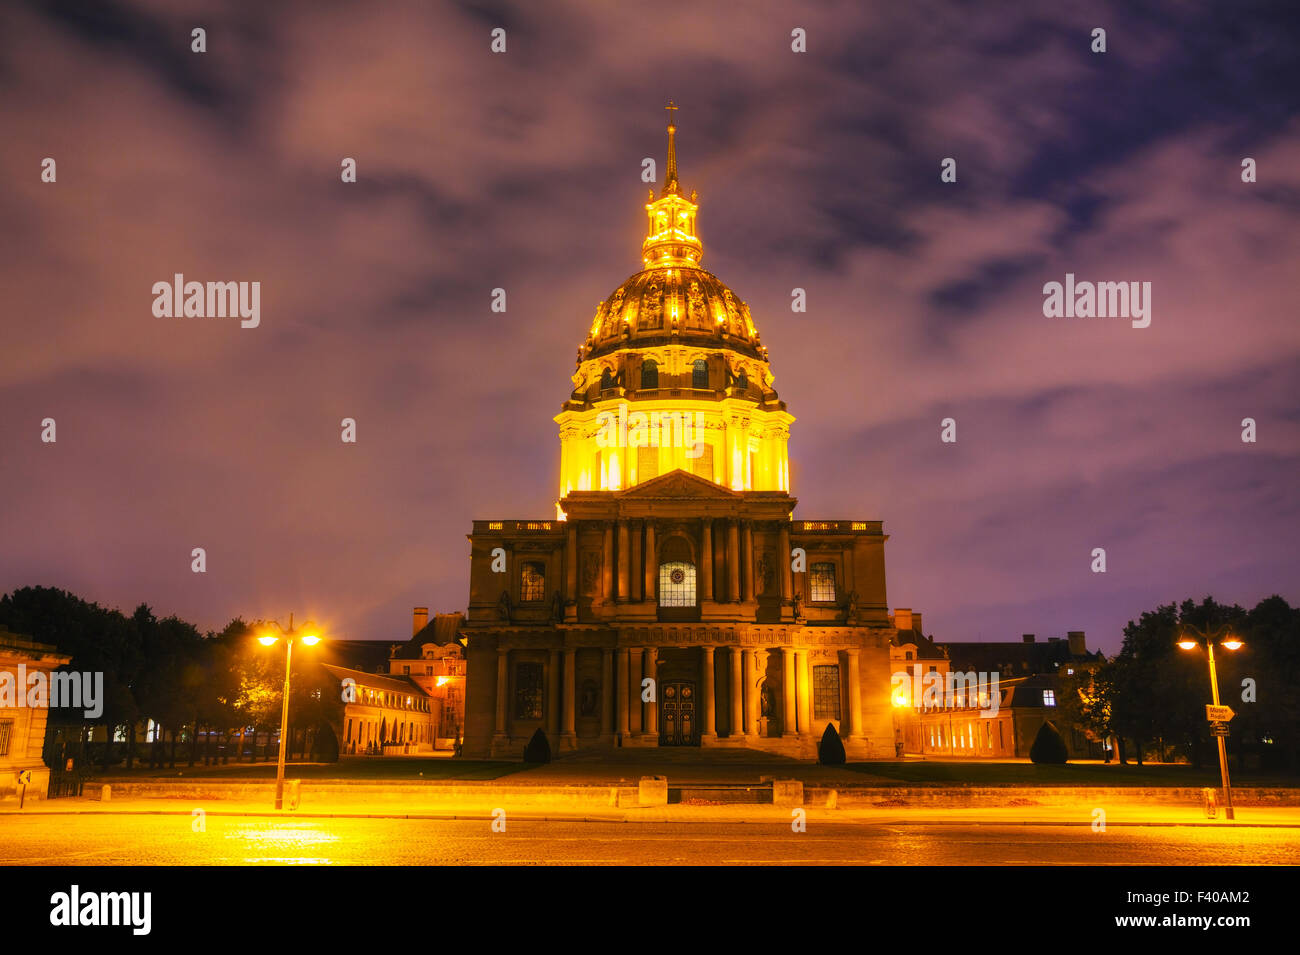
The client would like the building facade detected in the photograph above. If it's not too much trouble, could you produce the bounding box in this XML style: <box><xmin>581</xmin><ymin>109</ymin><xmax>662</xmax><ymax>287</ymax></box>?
<box><xmin>462</xmin><ymin>111</ymin><xmax>899</xmax><ymax>761</ymax></box>
<box><xmin>0</xmin><ymin>627</ymin><xmax>72</xmax><ymax>800</ymax></box>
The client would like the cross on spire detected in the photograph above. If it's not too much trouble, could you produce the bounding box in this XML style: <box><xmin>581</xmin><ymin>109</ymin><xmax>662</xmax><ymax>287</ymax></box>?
<box><xmin>663</xmin><ymin>100</ymin><xmax>679</xmax><ymax>195</ymax></box>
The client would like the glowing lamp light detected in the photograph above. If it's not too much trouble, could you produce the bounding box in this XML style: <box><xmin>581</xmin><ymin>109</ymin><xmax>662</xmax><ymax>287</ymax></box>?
<box><xmin>258</xmin><ymin>635</ymin><xmax>278</xmax><ymax>646</ymax></box>
<box><xmin>892</xmin><ymin>691</ymin><xmax>909</xmax><ymax>707</ymax></box>
<box><xmin>1221</xmin><ymin>639</ymin><xmax>1244</xmax><ymax>651</ymax></box>
<box><xmin>300</xmin><ymin>634</ymin><xmax>321</xmax><ymax>646</ymax></box>
<box><xmin>435</xmin><ymin>676</ymin><xmax>450</xmax><ymax>688</ymax></box>
<box><xmin>1176</xmin><ymin>639</ymin><xmax>1198</xmax><ymax>650</ymax></box>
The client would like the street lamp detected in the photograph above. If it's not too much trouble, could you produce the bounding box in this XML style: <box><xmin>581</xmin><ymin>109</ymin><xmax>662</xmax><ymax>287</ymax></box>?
<box><xmin>1177</xmin><ymin>622</ymin><xmax>1243</xmax><ymax>820</ymax></box>
<box><xmin>257</xmin><ymin>614</ymin><xmax>322</xmax><ymax>810</ymax></box>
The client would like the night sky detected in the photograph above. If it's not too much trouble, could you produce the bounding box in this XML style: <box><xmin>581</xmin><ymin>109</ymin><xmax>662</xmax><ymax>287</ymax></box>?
<box><xmin>3</xmin><ymin>0</ymin><xmax>1297</xmax><ymax>653</ymax></box>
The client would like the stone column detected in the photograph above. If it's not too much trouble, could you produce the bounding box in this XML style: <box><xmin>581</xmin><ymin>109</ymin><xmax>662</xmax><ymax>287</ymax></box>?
<box><xmin>617</xmin><ymin>521</ymin><xmax>630</xmax><ymax>601</ymax></box>
<box><xmin>742</xmin><ymin>521</ymin><xmax>754</xmax><ymax>602</ymax></box>
<box><xmin>601</xmin><ymin>523</ymin><xmax>614</xmax><ymax>601</ymax></box>
<box><xmin>628</xmin><ymin>648</ymin><xmax>643</xmax><ymax>735</ymax></box>
<box><xmin>632</xmin><ymin>521</ymin><xmax>643</xmax><ymax>601</ymax></box>
<box><xmin>644</xmin><ymin>649</ymin><xmax>659</xmax><ymax>737</ymax></box>
<box><xmin>616</xmin><ymin>647</ymin><xmax>630</xmax><ymax>738</ymax></box>
<box><xmin>546</xmin><ymin>649</ymin><xmax>560</xmax><ymax>736</ymax></box>
<box><xmin>846</xmin><ymin>649</ymin><xmax>864</xmax><ymax>738</ymax></box>
<box><xmin>643</xmin><ymin>522</ymin><xmax>656</xmax><ymax>602</ymax></box>
<box><xmin>565</xmin><ymin>524</ymin><xmax>578</xmax><ymax>603</ymax></box>
<box><xmin>562</xmin><ymin>648</ymin><xmax>576</xmax><ymax>741</ymax></box>
<box><xmin>494</xmin><ymin>647</ymin><xmax>509</xmax><ymax>737</ymax></box>
<box><xmin>782</xmin><ymin>647</ymin><xmax>797</xmax><ymax>737</ymax></box>
<box><xmin>729</xmin><ymin>647</ymin><xmax>744</xmax><ymax>736</ymax></box>
<box><xmin>600</xmin><ymin>647</ymin><xmax>614</xmax><ymax>739</ymax></box>
<box><xmin>701</xmin><ymin>519</ymin><xmax>713</xmax><ymax>601</ymax></box>
<box><xmin>743</xmin><ymin>648</ymin><xmax>759</xmax><ymax>737</ymax></box>
<box><xmin>701</xmin><ymin>646</ymin><xmax>716</xmax><ymax>739</ymax></box>
<box><xmin>797</xmin><ymin>649</ymin><xmax>812</xmax><ymax>736</ymax></box>
<box><xmin>779</xmin><ymin>523</ymin><xmax>793</xmax><ymax>601</ymax></box>
<box><xmin>727</xmin><ymin>519</ymin><xmax>741</xmax><ymax>602</ymax></box>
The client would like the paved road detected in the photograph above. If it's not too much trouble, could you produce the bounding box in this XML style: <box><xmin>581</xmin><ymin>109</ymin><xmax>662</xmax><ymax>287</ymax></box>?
<box><xmin>3</xmin><ymin>815</ymin><xmax>1297</xmax><ymax>865</ymax></box>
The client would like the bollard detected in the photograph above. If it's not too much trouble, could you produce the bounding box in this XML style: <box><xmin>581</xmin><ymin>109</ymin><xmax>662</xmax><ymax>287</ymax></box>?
<box><xmin>287</xmin><ymin>779</ymin><xmax>301</xmax><ymax>811</ymax></box>
<box><xmin>101</xmin><ymin>784</ymin><xmax>111</xmax><ymax>803</ymax></box>
<box><xmin>1202</xmin><ymin>787</ymin><xmax>1217</xmax><ymax>819</ymax></box>
<box><xmin>638</xmin><ymin>775</ymin><xmax>668</xmax><ymax>807</ymax></box>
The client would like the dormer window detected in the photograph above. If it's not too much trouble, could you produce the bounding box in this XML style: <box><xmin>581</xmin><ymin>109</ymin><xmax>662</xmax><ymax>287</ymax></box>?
<box><xmin>692</xmin><ymin>359</ymin><xmax>708</xmax><ymax>389</ymax></box>
<box><xmin>641</xmin><ymin>359</ymin><xmax>658</xmax><ymax>390</ymax></box>
<box><xmin>600</xmin><ymin>368</ymin><xmax>615</xmax><ymax>391</ymax></box>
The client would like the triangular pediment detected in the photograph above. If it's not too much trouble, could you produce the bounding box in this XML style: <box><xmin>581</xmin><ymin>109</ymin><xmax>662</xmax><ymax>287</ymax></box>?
<box><xmin>619</xmin><ymin>468</ymin><xmax>740</xmax><ymax>500</ymax></box>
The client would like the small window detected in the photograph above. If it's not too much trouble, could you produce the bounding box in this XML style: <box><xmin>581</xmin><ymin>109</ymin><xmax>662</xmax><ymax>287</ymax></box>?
<box><xmin>813</xmin><ymin>665</ymin><xmax>841</xmax><ymax>720</ymax></box>
<box><xmin>600</xmin><ymin>368</ymin><xmax>615</xmax><ymax>390</ymax></box>
<box><xmin>692</xmin><ymin>359</ymin><xmax>708</xmax><ymax>389</ymax></box>
<box><xmin>514</xmin><ymin>663</ymin><xmax>544</xmax><ymax>720</ymax></box>
<box><xmin>641</xmin><ymin>359</ymin><xmax>658</xmax><ymax>390</ymax></box>
<box><xmin>521</xmin><ymin>561</ymin><xmax>546</xmax><ymax>602</ymax></box>
<box><xmin>0</xmin><ymin>719</ymin><xmax>12</xmax><ymax>757</ymax></box>
<box><xmin>402</xmin><ymin>665</ymin><xmax>410</xmax><ymax>675</ymax></box>
<box><xmin>809</xmin><ymin>562</ymin><xmax>837</xmax><ymax>602</ymax></box>
<box><xmin>905</xmin><ymin>650</ymin><xmax>913</xmax><ymax>661</ymax></box>
<box><xmin>1042</xmin><ymin>690</ymin><xmax>1056</xmax><ymax>707</ymax></box>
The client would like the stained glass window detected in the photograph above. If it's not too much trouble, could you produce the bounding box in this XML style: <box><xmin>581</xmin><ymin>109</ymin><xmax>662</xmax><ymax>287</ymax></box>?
<box><xmin>810</xmin><ymin>562</ymin><xmax>837</xmax><ymax>602</ymax></box>
<box><xmin>520</xmin><ymin>561</ymin><xmax>545</xmax><ymax>602</ymax></box>
<box><xmin>813</xmin><ymin>665</ymin><xmax>841</xmax><ymax>720</ymax></box>
<box><xmin>658</xmin><ymin>561</ymin><xmax>696</xmax><ymax>607</ymax></box>
<box><xmin>514</xmin><ymin>663</ymin><xmax>543</xmax><ymax>720</ymax></box>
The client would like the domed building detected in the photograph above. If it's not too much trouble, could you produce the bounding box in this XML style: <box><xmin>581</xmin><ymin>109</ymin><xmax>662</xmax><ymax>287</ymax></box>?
<box><xmin>461</xmin><ymin>108</ymin><xmax>899</xmax><ymax>760</ymax></box>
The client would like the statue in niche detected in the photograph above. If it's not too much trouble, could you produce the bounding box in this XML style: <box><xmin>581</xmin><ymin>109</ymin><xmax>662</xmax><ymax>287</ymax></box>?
<box><xmin>761</xmin><ymin>684</ymin><xmax>775</xmax><ymax>719</ymax></box>
<box><xmin>792</xmin><ymin>591</ymin><xmax>804</xmax><ymax>622</ymax></box>
<box><xmin>842</xmin><ymin>590</ymin><xmax>859</xmax><ymax>622</ymax></box>
<box><xmin>579</xmin><ymin>679</ymin><xmax>599</xmax><ymax>717</ymax></box>
<box><xmin>497</xmin><ymin>590</ymin><xmax>513</xmax><ymax>623</ymax></box>
<box><xmin>756</xmin><ymin>551</ymin><xmax>775</xmax><ymax>595</ymax></box>
<box><xmin>581</xmin><ymin>551</ymin><xmax>602</xmax><ymax>595</ymax></box>
<box><xmin>551</xmin><ymin>590</ymin><xmax>564</xmax><ymax>622</ymax></box>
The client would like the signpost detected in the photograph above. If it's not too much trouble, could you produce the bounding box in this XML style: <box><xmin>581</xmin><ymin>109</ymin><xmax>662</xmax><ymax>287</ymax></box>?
<box><xmin>1205</xmin><ymin>704</ymin><xmax>1235</xmax><ymax>723</ymax></box>
<box><xmin>16</xmin><ymin>769</ymin><xmax>32</xmax><ymax>809</ymax></box>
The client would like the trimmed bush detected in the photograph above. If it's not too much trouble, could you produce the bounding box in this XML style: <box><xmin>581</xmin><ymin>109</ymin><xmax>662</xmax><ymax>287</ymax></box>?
<box><xmin>818</xmin><ymin>723</ymin><xmax>846</xmax><ymax>765</ymax></box>
<box><xmin>1029</xmin><ymin>721</ymin><xmax>1069</xmax><ymax>764</ymax></box>
<box><xmin>522</xmin><ymin>728</ymin><xmax>551</xmax><ymax>764</ymax></box>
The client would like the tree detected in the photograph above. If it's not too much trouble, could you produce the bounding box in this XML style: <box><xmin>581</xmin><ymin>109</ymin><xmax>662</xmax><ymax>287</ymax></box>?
<box><xmin>818</xmin><ymin>723</ymin><xmax>846</xmax><ymax>765</ymax></box>
<box><xmin>1029</xmin><ymin>721</ymin><xmax>1068</xmax><ymax>764</ymax></box>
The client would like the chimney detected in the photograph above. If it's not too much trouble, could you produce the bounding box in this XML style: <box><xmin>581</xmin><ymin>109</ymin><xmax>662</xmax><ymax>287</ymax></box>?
<box><xmin>1022</xmin><ymin>634</ymin><xmax>1035</xmax><ymax>643</ymax></box>
<box><xmin>894</xmin><ymin>608</ymin><xmax>913</xmax><ymax>631</ymax></box>
<box><xmin>413</xmin><ymin>607</ymin><xmax>429</xmax><ymax>636</ymax></box>
<box><xmin>912</xmin><ymin>612</ymin><xmax>923</xmax><ymax>636</ymax></box>
<box><xmin>1068</xmin><ymin>630</ymin><xmax>1086</xmax><ymax>655</ymax></box>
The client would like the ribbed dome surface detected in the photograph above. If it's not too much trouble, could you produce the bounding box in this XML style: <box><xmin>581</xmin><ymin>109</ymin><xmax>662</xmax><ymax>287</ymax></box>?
<box><xmin>584</xmin><ymin>266</ymin><xmax>765</xmax><ymax>360</ymax></box>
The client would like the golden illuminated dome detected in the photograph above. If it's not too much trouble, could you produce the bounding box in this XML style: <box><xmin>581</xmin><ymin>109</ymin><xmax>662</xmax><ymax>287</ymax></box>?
<box><xmin>555</xmin><ymin>104</ymin><xmax>793</xmax><ymax>504</ymax></box>
<box><xmin>583</xmin><ymin>266</ymin><xmax>765</xmax><ymax>362</ymax></box>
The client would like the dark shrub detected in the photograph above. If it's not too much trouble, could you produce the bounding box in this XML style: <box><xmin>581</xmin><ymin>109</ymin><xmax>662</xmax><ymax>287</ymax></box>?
<box><xmin>1029</xmin><ymin>721</ymin><xmax>1069</xmax><ymax>764</ymax></box>
<box><xmin>818</xmin><ymin>723</ymin><xmax>846</xmax><ymax>765</ymax></box>
<box><xmin>522</xmin><ymin>728</ymin><xmax>551</xmax><ymax>764</ymax></box>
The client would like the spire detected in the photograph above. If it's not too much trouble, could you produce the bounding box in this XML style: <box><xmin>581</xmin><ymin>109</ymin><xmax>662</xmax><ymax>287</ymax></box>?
<box><xmin>662</xmin><ymin>100</ymin><xmax>680</xmax><ymax>196</ymax></box>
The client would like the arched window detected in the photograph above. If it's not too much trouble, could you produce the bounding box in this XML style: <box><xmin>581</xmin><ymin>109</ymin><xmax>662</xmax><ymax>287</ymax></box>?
<box><xmin>692</xmin><ymin>359</ymin><xmax>709</xmax><ymax>389</ymax></box>
<box><xmin>520</xmin><ymin>561</ymin><xmax>545</xmax><ymax>602</ymax></box>
<box><xmin>641</xmin><ymin>359</ymin><xmax>658</xmax><ymax>390</ymax></box>
<box><xmin>600</xmin><ymin>368</ymin><xmax>615</xmax><ymax>391</ymax></box>
<box><xmin>737</xmin><ymin>371</ymin><xmax>748</xmax><ymax>391</ymax></box>
<box><xmin>658</xmin><ymin>561</ymin><xmax>697</xmax><ymax>607</ymax></box>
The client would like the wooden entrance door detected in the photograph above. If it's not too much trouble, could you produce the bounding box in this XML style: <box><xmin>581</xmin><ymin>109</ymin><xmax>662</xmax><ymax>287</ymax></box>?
<box><xmin>660</xmin><ymin>681</ymin><xmax>698</xmax><ymax>746</ymax></box>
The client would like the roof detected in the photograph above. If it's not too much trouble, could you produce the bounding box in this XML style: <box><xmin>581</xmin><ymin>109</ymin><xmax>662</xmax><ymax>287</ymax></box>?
<box><xmin>319</xmin><ymin>663</ymin><xmax>430</xmax><ymax>697</ymax></box>
<box><xmin>316</xmin><ymin>639</ymin><xmax>396</xmax><ymax>673</ymax></box>
<box><xmin>935</xmin><ymin>638</ymin><xmax>1102</xmax><ymax>675</ymax></box>
<box><xmin>393</xmin><ymin>612</ymin><xmax>466</xmax><ymax>659</ymax></box>
<box><xmin>892</xmin><ymin>628</ymin><xmax>946</xmax><ymax>660</ymax></box>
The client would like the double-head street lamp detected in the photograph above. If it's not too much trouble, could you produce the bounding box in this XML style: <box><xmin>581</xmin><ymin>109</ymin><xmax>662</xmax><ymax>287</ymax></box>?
<box><xmin>257</xmin><ymin>614</ymin><xmax>322</xmax><ymax>810</ymax></box>
<box><xmin>1177</xmin><ymin>623</ymin><xmax>1244</xmax><ymax>820</ymax></box>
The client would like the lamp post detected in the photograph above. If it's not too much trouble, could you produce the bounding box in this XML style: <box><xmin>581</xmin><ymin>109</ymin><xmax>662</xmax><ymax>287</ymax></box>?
<box><xmin>1177</xmin><ymin>623</ymin><xmax>1243</xmax><ymax>820</ymax></box>
<box><xmin>258</xmin><ymin>614</ymin><xmax>322</xmax><ymax>810</ymax></box>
